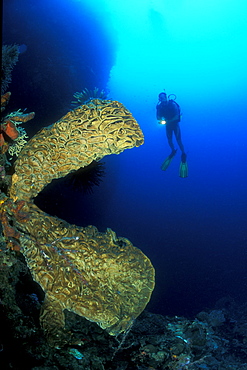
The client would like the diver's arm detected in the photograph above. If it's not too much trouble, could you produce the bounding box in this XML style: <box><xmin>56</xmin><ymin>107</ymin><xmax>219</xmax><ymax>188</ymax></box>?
<box><xmin>156</xmin><ymin>108</ymin><xmax>165</xmax><ymax>123</ymax></box>
<box><xmin>156</xmin><ymin>103</ymin><xmax>162</xmax><ymax>120</ymax></box>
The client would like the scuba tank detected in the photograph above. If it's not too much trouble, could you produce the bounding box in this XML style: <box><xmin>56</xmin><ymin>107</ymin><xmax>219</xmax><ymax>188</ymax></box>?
<box><xmin>168</xmin><ymin>94</ymin><xmax>177</xmax><ymax>100</ymax></box>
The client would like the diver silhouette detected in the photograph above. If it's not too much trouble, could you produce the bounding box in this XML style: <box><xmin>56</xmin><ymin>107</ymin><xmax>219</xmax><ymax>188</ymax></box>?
<box><xmin>156</xmin><ymin>92</ymin><xmax>188</xmax><ymax>177</ymax></box>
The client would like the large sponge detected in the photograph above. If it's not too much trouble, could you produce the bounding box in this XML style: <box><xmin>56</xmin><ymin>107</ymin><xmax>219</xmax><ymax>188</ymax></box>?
<box><xmin>10</xmin><ymin>99</ymin><xmax>144</xmax><ymax>202</ymax></box>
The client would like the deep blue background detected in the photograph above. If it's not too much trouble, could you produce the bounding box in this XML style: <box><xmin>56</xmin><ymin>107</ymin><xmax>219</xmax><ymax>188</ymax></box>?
<box><xmin>2</xmin><ymin>0</ymin><xmax>247</xmax><ymax>318</ymax></box>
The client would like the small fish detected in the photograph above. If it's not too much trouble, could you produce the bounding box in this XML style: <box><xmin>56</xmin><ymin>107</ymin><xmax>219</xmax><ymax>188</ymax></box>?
<box><xmin>68</xmin><ymin>348</ymin><xmax>84</xmax><ymax>359</ymax></box>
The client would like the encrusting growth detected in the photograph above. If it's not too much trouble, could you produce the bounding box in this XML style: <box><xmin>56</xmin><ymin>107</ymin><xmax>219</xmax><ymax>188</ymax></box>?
<box><xmin>1</xmin><ymin>98</ymin><xmax>155</xmax><ymax>346</ymax></box>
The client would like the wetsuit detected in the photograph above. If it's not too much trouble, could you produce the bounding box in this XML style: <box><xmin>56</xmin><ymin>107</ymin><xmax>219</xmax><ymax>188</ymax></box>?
<box><xmin>156</xmin><ymin>100</ymin><xmax>184</xmax><ymax>153</ymax></box>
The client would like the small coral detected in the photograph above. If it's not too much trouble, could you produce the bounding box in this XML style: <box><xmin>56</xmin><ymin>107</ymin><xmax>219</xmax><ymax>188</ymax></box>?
<box><xmin>0</xmin><ymin>95</ymin><xmax>35</xmax><ymax>156</ymax></box>
<box><xmin>1</xmin><ymin>91</ymin><xmax>11</xmax><ymax>112</ymax></box>
<box><xmin>71</xmin><ymin>87</ymin><xmax>109</xmax><ymax>107</ymax></box>
<box><xmin>0</xmin><ymin>94</ymin><xmax>35</xmax><ymax>194</ymax></box>
<box><xmin>7</xmin><ymin>127</ymin><xmax>28</xmax><ymax>158</ymax></box>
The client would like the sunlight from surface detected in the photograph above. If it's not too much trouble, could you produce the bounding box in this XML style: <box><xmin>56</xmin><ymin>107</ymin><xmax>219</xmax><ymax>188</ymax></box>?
<box><xmin>75</xmin><ymin>0</ymin><xmax>247</xmax><ymax>112</ymax></box>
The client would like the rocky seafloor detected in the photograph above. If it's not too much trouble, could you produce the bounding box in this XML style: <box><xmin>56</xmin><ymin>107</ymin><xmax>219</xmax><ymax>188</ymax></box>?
<box><xmin>1</xmin><ymin>232</ymin><xmax>247</xmax><ymax>370</ymax></box>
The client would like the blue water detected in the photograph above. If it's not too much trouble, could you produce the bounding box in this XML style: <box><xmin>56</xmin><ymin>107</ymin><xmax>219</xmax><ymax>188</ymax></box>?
<box><xmin>3</xmin><ymin>0</ymin><xmax>247</xmax><ymax>318</ymax></box>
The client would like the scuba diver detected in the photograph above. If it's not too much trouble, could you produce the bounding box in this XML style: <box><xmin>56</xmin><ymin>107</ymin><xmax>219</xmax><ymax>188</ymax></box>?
<box><xmin>156</xmin><ymin>92</ymin><xmax>188</xmax><ymax>178</ymax></box>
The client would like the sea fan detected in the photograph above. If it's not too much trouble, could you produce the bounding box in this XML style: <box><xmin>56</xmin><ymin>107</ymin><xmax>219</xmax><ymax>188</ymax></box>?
<box><xmin>71</xmin><ymin>87</ymin><xmax>109</xmax><ymax>107</ymax></box>
<box><xmin>64</xmin><ymin>160</ymin><xmax>106</xmax><ymax>194</ymax></box>
<box><xmin>1</xmin><ymin>45</ymin><xmax>19</xmax><ymax>94</ymax></box>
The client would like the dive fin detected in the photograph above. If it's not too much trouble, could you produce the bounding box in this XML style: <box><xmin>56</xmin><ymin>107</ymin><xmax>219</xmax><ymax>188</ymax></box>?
<box><xmin>179</xmin><ymin>153</ymin><xmax>188</xmax><ymax>178</ymax></box>
<box><xmin>161</xmin><ymin>149</ymin><xmax>177</xmax><ymax>171</ymax></box>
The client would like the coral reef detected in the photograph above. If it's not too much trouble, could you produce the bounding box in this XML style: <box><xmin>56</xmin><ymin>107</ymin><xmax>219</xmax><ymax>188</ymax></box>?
<box><xmin>1</xmin><ymin>98</ymin><xmax>155</xmax><ymax>347</ymax></box>
<box><xmin>0</xmin><ymin>93</ymin><xmax>35</xmax><ymax>194</ymax></box>
<box><xmin>1</xmin><ymin>91</ymin><xmax>11</xmax><ymax>112</ymax></box>
<box><xmin>1</xmin><ymin>90</ymin><xmax>246</xmax><ymax>368</ymax></box>
<box><xmin>0</xmin><ymin>255</ymin><xmax>246</xmax><ymax>370</ymax></box>
<box><xmin>0</xmin><ymin>40</ymin><xmax>246</xmax><ymax>368</ymax></box>
<box><xmin>0</xmin><ymin>109</ymin><xmax>34</xmax><ymax>155</ymax></box>
<box><xmin>0</xmin><ymin>92</ymin><xmax>35</xmax><ymax>156</ymax></box>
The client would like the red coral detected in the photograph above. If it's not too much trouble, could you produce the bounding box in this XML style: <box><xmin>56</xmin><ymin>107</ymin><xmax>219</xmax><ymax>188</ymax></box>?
<box><xmin>1</xmin><ymin>92</ymin><xmax>11</xmax><ymax>111</ymax></box>
<box><xmin>1</xmin><ymin>120</ymin><xmax>19</xmax><ymax>140</ymax></box>
<box><xmin>0</xmin><ymin>198</ymin><xmax>29</xmax><ymax>251</ymax></box>
<box><xmin>0</xmin><ymin>92</ymin><xmax>35</xmax><ymax>153</ymax></box>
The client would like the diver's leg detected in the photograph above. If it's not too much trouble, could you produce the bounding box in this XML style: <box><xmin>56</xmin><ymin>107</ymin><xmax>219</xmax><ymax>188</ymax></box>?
<box><xmin>166</xmin><ymin>126</ymin><xmax>175</xmax><ymax>152</ymax></box>
<box><xmin>174</xmin><ymin>124</ymin><xmax>185</xmax><ymax>153</ymax></box>
<box><xmin>161</xmin><ymin>126</ymin><xmax>177</xmax><ymax>170</ymax></box>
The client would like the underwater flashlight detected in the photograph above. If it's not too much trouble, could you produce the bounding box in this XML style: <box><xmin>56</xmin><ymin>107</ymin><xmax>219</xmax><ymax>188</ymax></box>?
<box><xmin>160</xmin><ymin>120</ymin><xmax>166</xmax><ymax>125</ymax></box>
